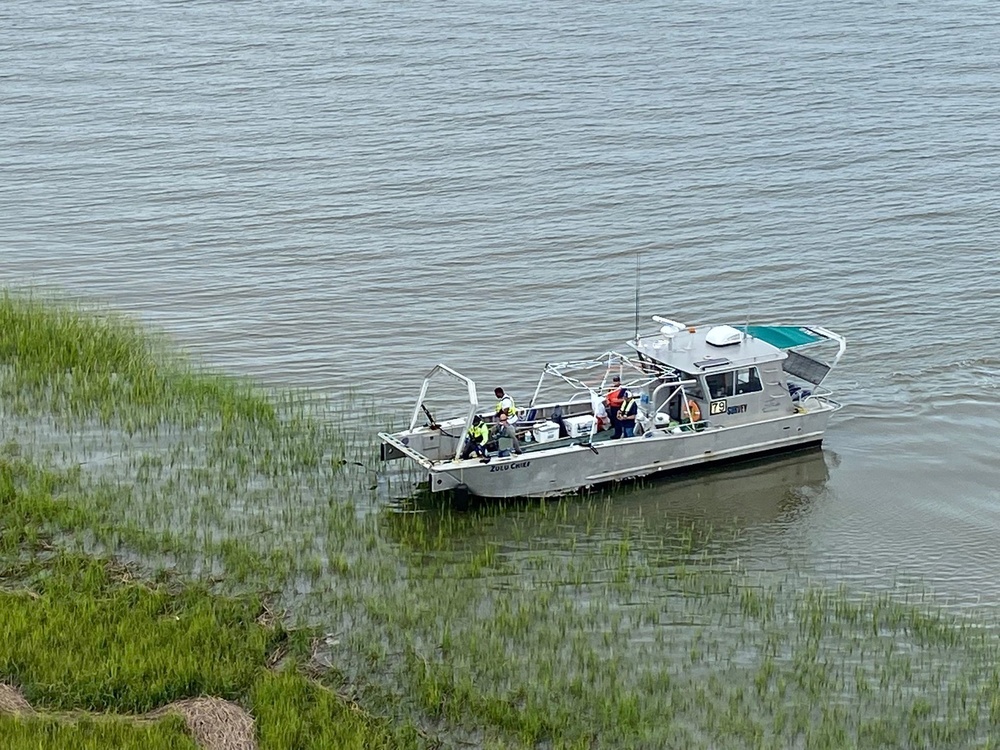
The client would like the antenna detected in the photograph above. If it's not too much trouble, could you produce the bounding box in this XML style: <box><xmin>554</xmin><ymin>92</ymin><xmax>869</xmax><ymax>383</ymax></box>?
<box><xmin>633</xmin><ymin>251</ymin><xmax>640</xmax><ymax>340</ymax></box>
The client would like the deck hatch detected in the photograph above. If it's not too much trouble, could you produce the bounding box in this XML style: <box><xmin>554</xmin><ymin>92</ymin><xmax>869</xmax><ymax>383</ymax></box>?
<box><xmin>694</xmin><ymin>357</ymin><xmax>732</xmax><ymax>370</ymax></box>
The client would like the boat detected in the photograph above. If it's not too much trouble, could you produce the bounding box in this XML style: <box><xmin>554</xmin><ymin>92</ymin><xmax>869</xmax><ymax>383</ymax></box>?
<box><xmin>377</xmin><ymin>316</ymin><xmax>846</xmax><ymax>501</ymax></box>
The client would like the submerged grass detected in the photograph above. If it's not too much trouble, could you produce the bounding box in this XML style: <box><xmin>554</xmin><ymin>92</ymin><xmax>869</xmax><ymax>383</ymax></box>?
<box><xmin>378</xmin><ymin>502</ymin><xmax>1000</xmax><ymax>748</ymax></box>
<box><xmin>4</xmin><ymin>289</ymin><xmax>1000</xmax><ymax>748</ymax></box>
<box><xmin>0</xmin><ymin>292</ymin><xmax>410</xmax><ymax>747</ymax></box>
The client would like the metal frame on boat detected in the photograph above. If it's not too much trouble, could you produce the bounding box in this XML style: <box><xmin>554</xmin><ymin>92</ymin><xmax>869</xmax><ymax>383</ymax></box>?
<box><xmin>378</xmin><ymin>316</ymin><xmax>846</xmax><ymax>500</ymax></box>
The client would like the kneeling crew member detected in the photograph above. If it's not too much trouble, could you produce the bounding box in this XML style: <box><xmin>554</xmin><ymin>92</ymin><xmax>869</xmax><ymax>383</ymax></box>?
<box><xmin>462</xmin><ymin>415</ymin><xmax>491</xmax><ymax>461</ymax></box>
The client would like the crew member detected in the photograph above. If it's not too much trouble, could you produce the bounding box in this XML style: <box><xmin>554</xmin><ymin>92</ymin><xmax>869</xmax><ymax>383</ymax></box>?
<box><xmin>461</xmin><ymin>415</ymin><xmax>491</xmax><ymax>461</ymax></box>
<box><xmin>618</xmin><ymin>390</ymin><xmax>639</xmax><ymax>438</ymax></box>
<box><xmin>493</xmin><ymin>411</ymin><xmax>523</xmax><ymax>455</ymax></box>
<box><xmin>494</xmin><ymin>387</ymin><xmax>518</xmax><ymax>424</ymax></box>
<box><xmin>604</xmin><ymin>376</ymin><xmax>627</xmax><ymax>439</ymax></box>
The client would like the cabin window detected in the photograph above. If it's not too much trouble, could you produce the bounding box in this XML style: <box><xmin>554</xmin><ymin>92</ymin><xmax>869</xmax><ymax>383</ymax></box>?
<box><xmin>735</xmin><ymin>367</ymin><xmax>763</xmax><ymax>395</ymax></box>
<box><xmin>707</xmin><ymin>368</ymin><xmax>762</xmax><ymax>399</ymax></box>
<box><xmin>705</xmin><ymin>372</ymin><xmax>735</xmax><ymax>399</ymax></box>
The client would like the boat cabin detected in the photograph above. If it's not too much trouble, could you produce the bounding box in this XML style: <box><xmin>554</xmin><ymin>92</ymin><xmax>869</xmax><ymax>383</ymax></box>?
<box><xmin>632</xmin><ymin>323</ymin><xmax>797</xmax><ymax>428</ymax></box>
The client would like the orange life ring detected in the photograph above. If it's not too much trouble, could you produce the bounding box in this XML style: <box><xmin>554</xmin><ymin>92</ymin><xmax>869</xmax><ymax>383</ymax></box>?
<box><xmin>684</xmin><ymin>399</ymin><xmax>701</xmax><ymax>422</ymax></box>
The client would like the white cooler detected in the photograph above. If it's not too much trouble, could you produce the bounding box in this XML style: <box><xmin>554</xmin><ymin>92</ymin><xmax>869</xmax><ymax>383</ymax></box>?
<box><xmin>563</xmin><ymin>415</ymin><xmax>595</xmax><ymax>438</ymax></box>
<box><xmin>531</xmin><ymin>421</ymin><xmax>560</xmax><ymax>443</ymax></box>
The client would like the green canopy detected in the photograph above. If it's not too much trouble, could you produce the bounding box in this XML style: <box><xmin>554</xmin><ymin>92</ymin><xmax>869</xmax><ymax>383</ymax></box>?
<box><xmin>740</xmin><ymin>325</ymin><xmax>824</xmax><ymax>350</ymax></box>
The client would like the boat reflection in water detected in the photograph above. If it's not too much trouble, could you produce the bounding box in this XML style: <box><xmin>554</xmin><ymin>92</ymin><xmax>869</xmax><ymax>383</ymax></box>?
<box><xmin>608</xmin><ymin>445</ymin><xmax>834</xmax><ymax>529</ymax></box>
<box><xmin>385</xmin><ymin>446</ymin><xmax>835</xmax><ymax>551</ymax></box>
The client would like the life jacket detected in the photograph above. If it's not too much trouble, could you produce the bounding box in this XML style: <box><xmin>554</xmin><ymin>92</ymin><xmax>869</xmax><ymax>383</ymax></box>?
<box><xmin>619</xmin><ymin>396</ymin><xmax>638</xmax><ymax>418</ymax></box>
<box><xmin>468</xmin><ymin>422</ymin><xmax>489</xmax><ymax>444</ymax></box>
<box><xmin>495</xmin><ymin>394</ymin><xmax>517</xmax><ymax>421</ymax></box>
<box><xmin>605</xmin><ymin>387</ymin><xmax>626</xmax><ymax>408</ymax></box>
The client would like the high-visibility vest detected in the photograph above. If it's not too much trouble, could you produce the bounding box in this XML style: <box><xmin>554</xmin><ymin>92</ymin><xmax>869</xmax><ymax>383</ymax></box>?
<box><xmin>468</xmin><ymin>423</ymin><xmax>489</xmax><ymax>444</ymax></box>
<box><xmin>619</xmin><ymin>397</ymin><xmax>638</xmax><ymax>418</ymax></box>
<box><xmin>495</xmin><ymin>394</ymin><xmax>516</xmax><ymax>418</ymax></box>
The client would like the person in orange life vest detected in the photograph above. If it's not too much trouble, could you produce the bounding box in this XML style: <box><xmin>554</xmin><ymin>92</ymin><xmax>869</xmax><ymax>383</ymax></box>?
<box><xmin>604</xmin><ymin>376</ymin><xmax>627</xmax><ymax>439</ymax></box>
<box><xmin>617</xmin><ymin>391</ymin><xmax>639</xmax><ymax>438</ymax></box>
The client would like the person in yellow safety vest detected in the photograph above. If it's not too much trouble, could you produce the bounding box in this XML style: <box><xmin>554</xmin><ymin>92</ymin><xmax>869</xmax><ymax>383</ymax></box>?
<box><xmin>461</xmin><ymin>415</ymin><xmax>492</xmax><ymax>461</ymax></box>
<box><xmin>617</xmin><ymin>391</ymin><xmax>639</xmax><ymax>438</ymax></box>
<box><xmin>493</xmin><ymin>387</ymin><xmax>518</xmax><ymax>424</ymax></box>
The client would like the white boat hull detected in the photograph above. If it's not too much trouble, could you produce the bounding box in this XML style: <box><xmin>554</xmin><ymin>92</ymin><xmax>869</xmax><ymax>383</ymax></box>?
<box><xmin>418</xmin><ymin>408</ymin><xmax>833</xmax><ymax>499</ymax></box>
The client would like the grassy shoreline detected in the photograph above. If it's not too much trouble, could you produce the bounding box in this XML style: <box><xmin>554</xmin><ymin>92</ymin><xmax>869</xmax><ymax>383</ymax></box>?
<box><xmin>4</xmin><ymin>289</ymin><xmax>1000</xmax><ymax>749</ymax></box>
<box><xmin>0</xmin><ymin>456</ymin><xmax>410</xmax><ymax>749</ymax></box>
<box><xmin>0</xmin><ymin>292</ymin><xmax>412</xmax><ymax>748</ymax></box>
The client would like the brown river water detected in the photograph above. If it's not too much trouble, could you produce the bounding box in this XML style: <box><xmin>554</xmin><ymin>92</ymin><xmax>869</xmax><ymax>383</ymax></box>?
<box><xmin>2</xmin><ymin>0</ymin><xmax>999</xmax><ymax>614</ymax></box>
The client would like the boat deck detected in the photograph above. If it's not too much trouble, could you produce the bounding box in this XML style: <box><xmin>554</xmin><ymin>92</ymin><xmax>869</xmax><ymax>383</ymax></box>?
<box><xmin>480</xmin><ymin>421</ymin><xmax>694</xmax><ymax>459</ymax></box>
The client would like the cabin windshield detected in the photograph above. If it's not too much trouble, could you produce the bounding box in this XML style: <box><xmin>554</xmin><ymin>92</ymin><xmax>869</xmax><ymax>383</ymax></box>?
<box><xmin>684</xmin><ymin>377</ymin><xmax>706</xmax><ymax>401</ymax></box>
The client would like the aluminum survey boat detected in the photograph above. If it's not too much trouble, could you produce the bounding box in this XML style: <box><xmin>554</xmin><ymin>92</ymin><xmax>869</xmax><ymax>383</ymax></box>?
<box><xmin>378</xmin><ymin>317</ymin><xmax>846</xmax><ymax>500</ymax></box>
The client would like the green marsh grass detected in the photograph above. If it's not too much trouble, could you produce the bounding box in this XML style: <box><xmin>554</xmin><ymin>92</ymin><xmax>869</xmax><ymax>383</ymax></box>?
<box><xmin>0</xmin><ymin>550</ymin><xmax>417</xmax><ymax>748</ymax></box>
<box><xmin>5</xmin><ymin>290</ymin><xmax>1000</xmax><ymax>748</ymax></box>
<box><xmin>253</xmin><ymin>670</ymin><xmax>411</xmax><ymax>749</ymax></box>
<box><xmin>0</xmin><ymin>714</ymin><xmax>198</xmax><ymax>750</ymax></box>
<box><xmin>0</xmin><ymin>554</ymin><xmax>280</xmax><ymax>712</ymax></box>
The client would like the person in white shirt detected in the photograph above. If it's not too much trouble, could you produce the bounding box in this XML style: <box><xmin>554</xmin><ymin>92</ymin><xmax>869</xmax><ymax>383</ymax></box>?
<box><xmin>492</xmin><ymin>388</ymin><xmax>522</xmax><ymax>454</ymax></box>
